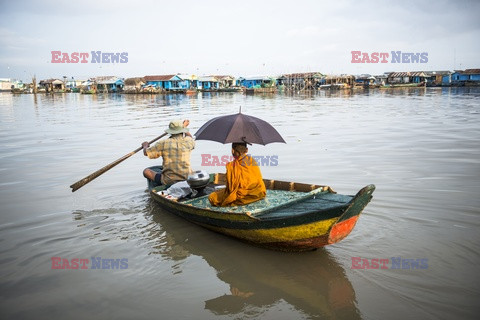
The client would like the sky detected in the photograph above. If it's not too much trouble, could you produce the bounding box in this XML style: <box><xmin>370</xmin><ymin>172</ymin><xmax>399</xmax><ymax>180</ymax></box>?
<box><xmin>1</xmin><ymin>0</ymin><xmax>479</xmax><ymax>81</ymax></box>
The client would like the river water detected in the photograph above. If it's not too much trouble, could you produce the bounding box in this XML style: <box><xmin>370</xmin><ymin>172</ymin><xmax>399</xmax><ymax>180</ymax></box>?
<box><xmin>0</xmin><ymin>88</ymin><xmax>479</xmax><ymax>319</ymax></box>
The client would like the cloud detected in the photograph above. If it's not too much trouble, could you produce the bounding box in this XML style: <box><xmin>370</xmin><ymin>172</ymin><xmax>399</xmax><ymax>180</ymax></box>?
<box><xmin>0</xmin><ymin>28</ymin><xmax>46</xmax><ymax>52</ymax></box>
<box><xmin>0</xmin><ymin>0</ymin><xmax>479</xmax><ymax>80</ymax></box>
<box><xmin>286</xmin><ymin>26</ymin><xmax>321</xmax><ymax>38</ymax></box>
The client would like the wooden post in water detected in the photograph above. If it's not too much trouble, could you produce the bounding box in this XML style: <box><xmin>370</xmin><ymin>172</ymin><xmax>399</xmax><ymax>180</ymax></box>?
<box><xmin>32</xmin><ymin>76</ymin><xmax>37</xmax><ymax>94</ymax></box>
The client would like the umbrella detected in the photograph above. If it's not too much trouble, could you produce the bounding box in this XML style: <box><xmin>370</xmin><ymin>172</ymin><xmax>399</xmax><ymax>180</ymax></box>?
<box><xmin>195</xmin><ymin>111</ymin><xmax>286</xmax><ymax>145</ymax></box>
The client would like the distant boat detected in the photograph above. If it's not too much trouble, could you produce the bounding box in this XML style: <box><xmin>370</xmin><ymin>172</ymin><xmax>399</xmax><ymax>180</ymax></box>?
<box><xmin>218</xmin><ymin>87</ymin><xmax>243</xmax><ymax>92</ymax></box>
<box><xmin>381</xmin><ymin>82</ymin><xmax>426</xmax><ymax>89</ymax></box>
<box><xmin>245</xmin><ymin>87</ymin><xmax>276</xmax><ymax>94</ymax></box>
<box><xmin>11</xmin><ymin>88</ymin><xmax>25</xmax><ymax>94</ymax></box>
<box><xmin>320</xmin><ymin>83</ymin><xmax>350</xmax><ymax>90</ymax></box>
<box><xmin>80</xmin><ymin>88</ymin><xmax>96</xmax><ymax>94</ymax></box>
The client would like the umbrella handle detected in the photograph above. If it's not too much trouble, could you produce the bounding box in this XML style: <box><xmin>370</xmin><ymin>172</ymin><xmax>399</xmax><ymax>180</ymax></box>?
<box><xmin>241</xmin><ymin>137</ymin><xmax>252</xmax><ymax>145</ymax></box>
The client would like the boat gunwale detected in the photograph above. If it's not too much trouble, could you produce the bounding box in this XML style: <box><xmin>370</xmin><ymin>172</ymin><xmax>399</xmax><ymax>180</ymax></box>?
<box><xmin>149</xmin><ymin>173</ymin><xmax>363</xmax><ymax>229</ymax></box>
<box><xmin>148</xmin><ymin>173</ymin><xmax>375</xmax><ymax>250</ymax></box>
<box><xmin>151</xmin><ymin>173</ymin><xmax>338</xmax><ymax>219</ymax></box>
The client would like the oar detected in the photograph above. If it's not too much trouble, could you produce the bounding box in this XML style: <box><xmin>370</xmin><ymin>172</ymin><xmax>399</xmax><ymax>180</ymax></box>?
<box><xmin>70</xmin><ymin>133</ymin><xmax>168</xmax><ymax>192</ymax></box>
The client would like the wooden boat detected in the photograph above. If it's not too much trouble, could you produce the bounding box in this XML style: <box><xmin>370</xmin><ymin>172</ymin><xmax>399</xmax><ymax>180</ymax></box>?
<box><xmin>217</xmin><ymin>87</ymin><xmax>243</xmax><ymax>92</ymax></box>
<box><xmin>245</xmin><ymin>87</ymin><xmax>276</xmax><ymax>94</ymax></box>
<box><xmin>11</xmin><ymin>88</ymin><xmax>26</xmax><ymax>94</ymax></box>
<box><xmin>147</xmin><ymin>168</ymin><xmax>375</xmax><ymax>252</ymax></box>
<box><xmin>80</xmin><ymin>88</ymin><xmax>96</xmax><ymax>94</ymax></box>
<box><xmin>185</xmin><ymin>89</ymin><xmax>197</xmax><ymax>95</ymax></box>
<box><xmin>380</xmin><ymin>82</ymin><xmax>426</xmax><ymax>89</ymax></box>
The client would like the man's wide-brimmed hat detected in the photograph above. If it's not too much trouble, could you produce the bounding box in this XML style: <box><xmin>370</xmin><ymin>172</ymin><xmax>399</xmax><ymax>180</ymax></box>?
<box><xmin>165</xmin><ymin>120</ymin><xmax>189</xmax><ymax>135</ymax></box>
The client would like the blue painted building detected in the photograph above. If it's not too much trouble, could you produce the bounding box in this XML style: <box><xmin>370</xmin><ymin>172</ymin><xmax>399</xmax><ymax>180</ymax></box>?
<box><xmin>177</xmin><ymin>74</ymin><xmax>199</xmax><ymax>89</ymax></box>
<box><xmin>451</xmin><ymin>71</ymin><xmax>469</xmax><ymax>82</ymax></box>
<box><xmin>236</xmin><ymin>77</ymin><xmax>244</xmax><ymax>87</ymax></box>
<box><xmin>442</xmin><ymin>74</ymin><xmax>451</xmax><ymax>85</ymax></box>
<box><xmin>144</xmin><ymin>75</ymin><xmax>183</xmax><ymax>90</ymax></box>
<box><xmin>95</xmin><ymin>76</ymin><xmax>124</xmax><ymax>92</ymax></box>
<box><xmin>387</xmin><ymin>72</ymin><xmax>427</xmax><ymax>84</ymax></box>
<box><xmin>354</xmin><ymin>74</ymin><xmax>376</xmax><ymax>86</ymax></box>
<box><xmin>198</xmin><ymin>76</ymin><xmax>219</xmax><ymax>90</ymax></box>
<box><xmin>239</xmin><ymin>76</ymin><xmax>274</xmax><ymax>88</ymax></box>
<box><xmin>451</xmin><ymin>69</ymin><xmax>480</xmax><ymax>84</ymax></box>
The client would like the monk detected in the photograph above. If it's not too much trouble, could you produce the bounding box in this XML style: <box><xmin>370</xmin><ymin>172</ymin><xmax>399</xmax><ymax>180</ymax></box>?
<box><xmin>209</xmin><ymin>142</ymin><xmax>266</xmax><ymax>207</ymax></box>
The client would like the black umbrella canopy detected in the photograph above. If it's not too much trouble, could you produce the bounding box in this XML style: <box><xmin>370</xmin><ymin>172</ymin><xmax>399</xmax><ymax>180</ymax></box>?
<box><xmin>195</xmin><ymin>112</ymin><xmax>286</xmax><ymax>145</ymax></box>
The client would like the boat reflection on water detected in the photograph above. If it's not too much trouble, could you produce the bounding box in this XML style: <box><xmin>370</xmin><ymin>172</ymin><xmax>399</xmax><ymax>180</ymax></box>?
<box><xmin>146</xmin><ymin>199</ymin><xmax>361</xmax><ymax>319</ymax></box>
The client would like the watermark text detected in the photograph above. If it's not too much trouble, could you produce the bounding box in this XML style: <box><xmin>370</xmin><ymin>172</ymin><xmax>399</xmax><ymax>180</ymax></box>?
<box><xmin>351</xmin><ymin>257</ymin><xmax>428</xmax><ymax>270</ymax></box>
<box><xmin>51</xmin><ymin>51</ymin><xmax>128</xmax><ymax>63</ymax></box>
<box><xmin>51</xmin><ymin>257</ymin><xmax>128</xmax><ymax>269</ymax></box>
<box><xmin>351</xmin><ymin>51</ymin><xmax>428</xmax><ymax>63</ymax></box>
<box><xmin>201</xmin><ymin>154</ymin><xmax>279</xmax><ymax>166</ymax></box>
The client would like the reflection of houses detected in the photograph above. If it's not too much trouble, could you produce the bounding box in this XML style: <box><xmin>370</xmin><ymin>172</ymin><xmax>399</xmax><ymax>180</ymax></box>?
<box><xmin>198</xmin><ymin>76</ymin><xmax>219</xmax><ymax>91</ymax></box>
<box><xmin>124</xmin><ymin>77</ymin><xmax>145</xmax><ymax>93</ymax></box>
<box><xmin>387</xmin><ymin>71</ymin><xmax>427</xmax><ymax>84</ymax></box>
<box><xmin>451</xmin><ymin>69</ymin><xmax>480</xmax><ymax>85</ymax></box>
<box><xmin>144</xmin><ymin>75</ymin><xmax>183</xmax><ymax>91</ymax></box>
<box><xmin>239</xmin><ymin>76</ymin><xmax>275</xmax><ymax>88</ymax></box>
<box><xmin>277</xmin><ymin>72</ymin><xmax>324</xmax><ymax>91</ymax></box>
<box><xmin>94</xmin><ymin>76</ymin><xmax>124</xmax><ymax>93</ymax></box>
<box><xmin>39</xmin><ymin>79</ymin><xmax>65</xmax><ymax>92</ymax></box>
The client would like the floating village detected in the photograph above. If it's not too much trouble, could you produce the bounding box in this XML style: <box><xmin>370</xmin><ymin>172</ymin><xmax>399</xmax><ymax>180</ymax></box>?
<box><xmin>1</xmin><ymin>69</ymin><xmax>480</xmax><ymax>94</ymax></box>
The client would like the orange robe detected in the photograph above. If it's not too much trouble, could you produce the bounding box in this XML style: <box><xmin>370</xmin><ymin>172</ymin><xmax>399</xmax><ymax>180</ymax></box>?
<box><xmin>209</xmin><ymin>155</ymin><xmax>266</xmax><ymax>207</ymax></box>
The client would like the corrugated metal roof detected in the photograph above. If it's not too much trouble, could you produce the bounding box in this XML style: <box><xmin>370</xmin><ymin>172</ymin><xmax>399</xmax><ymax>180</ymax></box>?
<box><xmin>388</xmin><ymin>72</ymin><xmax>427</xmax><ymax>77</ymax></box>
<box><xmin>124</xmin><ymin>77</ymin><xmax>145</xmax><ymax>85</ymax></box>
<box><xmin>144</xmin><ymin>75</ymin><xmax>177</xmax><ymax>81</ymax></box>
<box><xmin>280</xmin><ymin>72</ymin><xmax>323</xmax><ymax>78</ymax></box>
<box><xmin>242</xmin><ymin>76</ymin><xmax>272</xmax><ymax>81</ymax></box>
<box><xmin>91</xmin><ymin>76</ymin><xmax>122</xmax><ymax>84</ymax></box>
<box><xmin>97</xmin><ymin>79</ymin><xmax>123</xmax><ymax>84</ymax></box>
<box><xmin>461</xmin><ymin>69</ymin><xmax>480</xmax><ymax>74</ymax></box>
<box><xmin>93</xmin><ymin>76</ymin><xmax>116</xmax><ymax>81</ymax></box>
<box><xmin>40</xmin><ymin>78</ymin><xmax>62</xmax><ymax>84</ymax></box>
<box><xmin>177</xmin><ymin>74</ymin><xmax>197</xmax><ymax>81</ymax></box>
<box><xmin>355</xmin><ymin>75</ymin><xmax>376</xmax><ymax>80</ymax></box>
<box><xmin>198</xmin><ymin>76</ymin><xmax>218</xmax><ymax>82</ymax></box>
<box><xmin>211</xmin><ymin>75</ymin><xmax>233</xmax><ymax>80</ymax></box>
<box><xmin>324</xmin><ymin>74</ymin><xmax>354</xmax><ymax>80</ymax></box>
<box><xmin>425</xmin><ymin>71</ymin><xmax>451</xmax><ymax>75</ymax></box>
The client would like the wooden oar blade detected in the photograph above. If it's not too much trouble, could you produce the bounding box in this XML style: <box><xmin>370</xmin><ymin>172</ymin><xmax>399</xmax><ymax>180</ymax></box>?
<box><xmin>69</xmin><ymin>132</ymin><xmax>168</xmax><ymax>192</ymax></box>
<box><xmin>70</xmin><ymin>152</ymin><xmax>135</xmax><ymax>192</ymax></box>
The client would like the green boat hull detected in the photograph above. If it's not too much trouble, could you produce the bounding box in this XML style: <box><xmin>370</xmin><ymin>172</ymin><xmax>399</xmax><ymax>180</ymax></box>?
<box><xmin>149</xmin><ymin>172</ymin><xmax>375</xmax><ymax>251</ymax></box>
